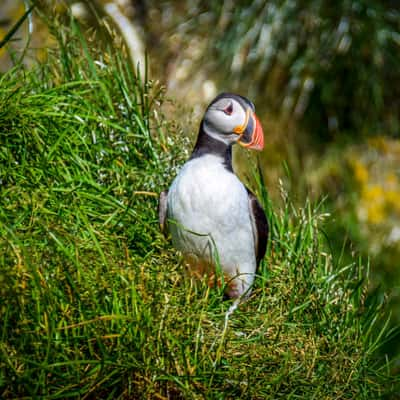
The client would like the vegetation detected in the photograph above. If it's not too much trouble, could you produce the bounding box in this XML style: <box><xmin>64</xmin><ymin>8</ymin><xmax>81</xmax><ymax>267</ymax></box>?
<box><xmin>306</xmin><ymin>137</ymin><xmax>400</xmax><ymax>358</ymax></box>
<box><xmin>138</xmin><ymin>0</ymin><xmax>400</xmax><ymax>362</ymax></box>
<box><xmin>0</xmin><ymin>12</ymin><xmax>399</xmax><ymax>399</ymax></box>
<box><xmin>133</xmin><ymin>2</ymin><xmax>400</xmax><ymax>313</ymax></box>
<box><xmin>206</xmin><ymin>0</ymin><xmax>400</xmax><ymax>141</ymax></box>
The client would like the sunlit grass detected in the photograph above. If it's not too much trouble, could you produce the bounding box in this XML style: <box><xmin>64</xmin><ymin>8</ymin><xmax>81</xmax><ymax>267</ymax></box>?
<box><xmin>0</xmin><ymin>11</ymin><xmax>399</xmax><ymax>399</ymax></box>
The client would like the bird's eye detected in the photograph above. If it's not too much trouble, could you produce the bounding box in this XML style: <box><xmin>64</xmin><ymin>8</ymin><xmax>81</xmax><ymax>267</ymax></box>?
<box><xmin>223</xmin><ymin>103</ymin><xmax>233</xmax><ymax>115</ymax></box>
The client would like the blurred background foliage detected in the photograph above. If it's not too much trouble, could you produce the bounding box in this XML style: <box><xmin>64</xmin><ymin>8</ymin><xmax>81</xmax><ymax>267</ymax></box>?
<box><xmin>1</xmin><ymin>0</ymin><xmax>399</xmax><ymax>361</ymax></box>
<box><xmin>208</xmin><ymin>0</ymin><xmax>400</xmax><ymax>141</ymax></box>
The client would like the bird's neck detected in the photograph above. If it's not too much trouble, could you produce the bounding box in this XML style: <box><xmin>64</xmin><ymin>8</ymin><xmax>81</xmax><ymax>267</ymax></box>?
<box><xmin>190</xmin><ymin>122</ymin><xmax>233</xmax><ymax>172</ymax></box>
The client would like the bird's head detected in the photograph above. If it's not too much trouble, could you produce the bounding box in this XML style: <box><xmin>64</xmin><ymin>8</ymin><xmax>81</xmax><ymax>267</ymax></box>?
<box><xmin>202</xmin><ymin>93</ymin><xmax>264</xmax><ymax>150</ymax></box>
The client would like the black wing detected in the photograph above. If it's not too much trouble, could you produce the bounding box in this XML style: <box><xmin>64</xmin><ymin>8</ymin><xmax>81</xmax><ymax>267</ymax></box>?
<box><xmin>246</xmin><ymin>188</ymin><xmax>268</xmax><ymax>267</ymax></box>
<box><xmin>158</xmin><ymin>190</ymin><xmax>169</xmax><ymax>236</ymax></box>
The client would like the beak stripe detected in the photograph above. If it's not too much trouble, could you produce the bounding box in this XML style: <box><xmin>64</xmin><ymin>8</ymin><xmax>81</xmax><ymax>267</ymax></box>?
<box><xmin>237</xmin><ymin>112</ymin><xmax>264</xmax><ymax>151</ymax></box>
<box><xmin>238</xmin><ymin>114</ymin><xmax>255</xmax><ymax>145</ymax></box>
<box><xmin>233</xmin><ymin>109</ymin><xmax>250</xmax><ymax>135</ymax></box>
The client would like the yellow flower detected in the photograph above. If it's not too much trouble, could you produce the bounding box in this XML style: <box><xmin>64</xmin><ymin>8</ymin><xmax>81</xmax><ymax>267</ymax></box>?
<box><xmin>366</xmin><ymin>203</ymin><xmax>385</xmax><ymax>224</ymax></box>
<box><xmin>386</xmin><ymin>190</ymin><xmax>400</xmax><ymax>213</ymax></box>
<box><xmin>360</xmin><ymin>185</ymin><xmax>387</xmax><ymax>224</ymax></box>
<box><xmin>352</xmin><ymin>160</ymin><xmax>369</xmax><ymax>185</ymax></box>
<box><xmin>362</xmin><ymin>185</ymin><xmax>384</xmax><ymax>201</ymax></box>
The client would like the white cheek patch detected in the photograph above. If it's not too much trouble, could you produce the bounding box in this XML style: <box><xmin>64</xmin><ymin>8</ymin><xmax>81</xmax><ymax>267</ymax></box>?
<box><xmin>228</xmin><ymin>107</ymin><xmax>246</xmax><ymax>132</ymax></box>
<box><xmin>205</xmin><ymin>104</ymin><xmax>246</xmax><ymax>135</ymax></box>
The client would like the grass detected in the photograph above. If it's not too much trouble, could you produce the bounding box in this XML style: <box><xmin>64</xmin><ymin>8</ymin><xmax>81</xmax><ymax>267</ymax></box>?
<box><xmin>0</xmin><ymin>11</ymin><xmax>399</xmax><ymax>399</ymax></box>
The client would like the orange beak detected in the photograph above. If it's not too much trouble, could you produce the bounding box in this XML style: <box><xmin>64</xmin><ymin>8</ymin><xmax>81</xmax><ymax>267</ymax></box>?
<box><xmin>234</xmin><ymin>109</ymin><xmax>264</xmax><ymax>151</ymax></box>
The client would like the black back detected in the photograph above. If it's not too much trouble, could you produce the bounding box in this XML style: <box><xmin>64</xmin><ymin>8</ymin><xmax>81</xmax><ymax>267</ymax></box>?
<box><xmin>246</xmin><ymin>187</ymin><xmax>269</xmax><ymax>267</ymax></box>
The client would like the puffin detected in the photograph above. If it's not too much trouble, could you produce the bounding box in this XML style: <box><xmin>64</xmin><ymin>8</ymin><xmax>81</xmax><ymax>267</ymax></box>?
<box><xmin>159</xmin><ymin>93</ymin><xmax>268</xmax><ymax>299</ymax></box>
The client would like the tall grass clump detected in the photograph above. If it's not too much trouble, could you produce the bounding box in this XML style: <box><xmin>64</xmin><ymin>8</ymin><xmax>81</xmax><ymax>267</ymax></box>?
<box><xmin>0</xmin><ymin>11</ymin><xmax>399</xmax><ymax>399</ymax></box>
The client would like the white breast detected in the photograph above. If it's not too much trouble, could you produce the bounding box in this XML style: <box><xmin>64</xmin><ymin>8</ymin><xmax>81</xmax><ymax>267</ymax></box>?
<box><xmin>167</xmin><ymin>154</ymin><xmax>256</xmax><ymax>297</ymax></box>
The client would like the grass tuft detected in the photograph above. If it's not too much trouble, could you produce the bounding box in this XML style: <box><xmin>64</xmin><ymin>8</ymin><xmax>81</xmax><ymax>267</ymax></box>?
<box><xmin>0</xmin><ymin>11</ymin><xmax>399</xmax><ymax>399</ymax></box>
